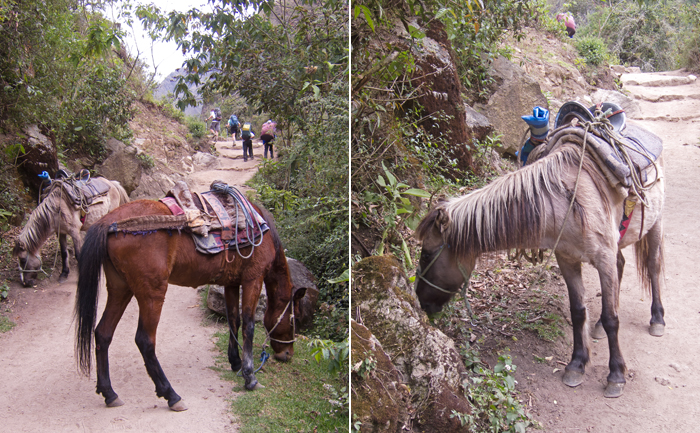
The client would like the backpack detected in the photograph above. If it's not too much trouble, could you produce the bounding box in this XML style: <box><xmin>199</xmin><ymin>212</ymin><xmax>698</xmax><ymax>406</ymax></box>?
<box><xmin>241</xmin><ymin>122</ymin><xmax>252</xmax><ymax>139</ymax></box>
<box><xmin>213</xmin><ymin>108</ymin><xmax>222</xmax><ymax>121</ymax></box>
<box><xmin>228</xmin><ymin>115</ymin><xmax>239</xmax><ymax>127</ymax></box>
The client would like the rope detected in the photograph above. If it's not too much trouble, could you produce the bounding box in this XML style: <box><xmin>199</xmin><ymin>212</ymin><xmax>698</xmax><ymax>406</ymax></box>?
<box><xmin>210</xmin><ymin>182</ymin><xmax>264</xmax><ymax>259</ymax></box>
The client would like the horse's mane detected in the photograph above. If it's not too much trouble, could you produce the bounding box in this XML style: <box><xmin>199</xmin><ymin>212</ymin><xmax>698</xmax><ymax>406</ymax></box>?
<box><xmin>13</xmin><ymin>186</ymin><xmax>63</xmax><ymax>256</ymax></box>
<box><xmin>420</xmin><ymin>144</ymin><xmax>609</xmax><ymax>260</ymax></box>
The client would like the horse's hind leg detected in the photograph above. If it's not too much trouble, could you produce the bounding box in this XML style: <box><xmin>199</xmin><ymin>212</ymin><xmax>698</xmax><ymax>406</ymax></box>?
<box><xmin>133</xmin><ymin>284</ymin><xmax>187</xmax><ymax>411</ymax></box>
<box><xmin>596</xmin><ymin>255</ymin><xmax>627</xmax><ymax>398</ymax></box>
<box><xmin>224</xmin><ymin>284</ymin><xmax>242</xmax><ymax>372</ymax></box>
<box><xmin>94</xmin><ymin>282</ymin><xmax>133</xmax><ymax>407</ymax></box>
<box><xmin>556</xmin><ymin>253</ymin><xmax>590</xmax><ymax>388</ymax></box>
<box><xmin>641</xmin><ymin>220</ymin><xmax>665</xmax><ymax>336</ymax></box>
<box><xmin>57</xmin><ymin>233</ymin><xmax>70</xmax><ymax>283</ymax></box>
<box><xmin>592</xmin><ymin>250</ymin><xmax>625</xmax><ymax>339</ymax></box>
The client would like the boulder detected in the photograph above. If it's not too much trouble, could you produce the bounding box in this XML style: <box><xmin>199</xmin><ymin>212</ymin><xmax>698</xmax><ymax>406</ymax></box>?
<box><xmin>353</xmin><ymin>255</ymin><xmax>471</xmax><ymax>433</ymax></box>
<box><xmin>192</xmin><ymin>151</ymin><xmax>220</xmax><ymax>170</ymax></box>
<box><xmin>351</xmin><ymin>319</ymin><xmax>412</xmax><ymax>433</ymax></box>
<box><xmin>17</xmin><ymin>125</ymin><xmax>59</xmax><ymax>193</ymax></box>
<box><xmin>205</xmin><ymin>258</ymin><xmax>320</xmax><ymax>331</ymax></box>
<box><xmin>129</xmin><ymin>171</ymin><xmax>182</xmax><ymax>200</ymax></box>
<box><xmin>287</xmin><ymin>257</ymin><xmax>319</xmax><ymax>331</ymax></box>
<box><xmin>475</xmin><ymin>56</ymin><xmax>549</xmax><ymax>157</ymax></box>
<box><xmin>464</xmin><ymin>104</ymin><xmax>494</xmax><ymax>143</ymax></box>
<box><xmin>95</xmin><ymin>138</ymin><xmax>143</xmax><ymax>194</ymax></box>
<box><xmin>206</xmin><ymin>284</ymin><xmax>267</xmax><ymax>322</ymax></box>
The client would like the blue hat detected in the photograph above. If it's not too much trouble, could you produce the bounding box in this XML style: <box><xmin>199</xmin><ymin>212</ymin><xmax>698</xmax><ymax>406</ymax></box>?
<box><xmin>521</xmin><ymin>106</ymin><xmax>549</xmax><ymax>128</ymax></box>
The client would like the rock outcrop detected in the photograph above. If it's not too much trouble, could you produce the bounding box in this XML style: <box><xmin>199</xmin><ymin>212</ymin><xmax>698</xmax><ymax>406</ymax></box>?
<box><xmin>352</xmin><ymin>255</ymin><xmax>471</xmax><ymax>433</ymax></box>
<box><xmin>17</xmin><ymin>125</ymin><xmax>58</xmax><ymax>193</ymax></box>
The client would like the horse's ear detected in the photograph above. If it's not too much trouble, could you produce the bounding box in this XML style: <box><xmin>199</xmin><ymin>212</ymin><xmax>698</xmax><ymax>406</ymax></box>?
<box><xmin>435</xmin><ymin>208</ymin><xmax>450</xmax><ymax>233</ymax></box>
<box><xmin>293</xmin><ymin>287</ymin><xmax>307</xmax><ymax>302</ymax></box>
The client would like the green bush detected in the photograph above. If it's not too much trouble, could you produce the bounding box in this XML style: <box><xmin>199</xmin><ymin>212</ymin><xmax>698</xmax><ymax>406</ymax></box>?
<box><xmin>575</xmin><ymin>35</ymin><xmax>610</xmax><ymax>66</ymax></box>
<box><xmin>186</xmin><ymin>116</ymin><xmax>207</xmax><ymax>139</ymax></box>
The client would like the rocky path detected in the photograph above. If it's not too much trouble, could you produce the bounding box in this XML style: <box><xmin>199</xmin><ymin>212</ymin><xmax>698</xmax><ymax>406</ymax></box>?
<box><xmin>519</xmin><ymin>70</ymin><xmax>700</xmax><ymax>432</ymax></box>
<box><xmin>0</xmin><ymin>137</ymin><xmax>264</xmax><ymax>432</ymax></box>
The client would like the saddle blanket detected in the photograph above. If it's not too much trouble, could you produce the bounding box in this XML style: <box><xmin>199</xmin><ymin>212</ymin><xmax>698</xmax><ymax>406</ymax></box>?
<box><xmin>53</xmin><ymin>177</ymin><xmax>111</xmax><ymax>208</ymax></box>
<box><xmin>159</xmin><ymin>192</ymin><xmax>269</xmax><ymax>255</ymax></box>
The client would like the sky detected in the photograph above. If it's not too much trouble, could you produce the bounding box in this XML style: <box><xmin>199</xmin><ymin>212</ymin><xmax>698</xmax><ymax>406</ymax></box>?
<box><xmin>106</xmin><ymin>0</ymin><xmax>211</xmax><ymax>82</ymax></box>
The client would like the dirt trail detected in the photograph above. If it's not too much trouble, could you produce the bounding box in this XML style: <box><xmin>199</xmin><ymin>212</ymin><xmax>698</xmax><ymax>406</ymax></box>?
<box><xmin>0</xmin><ymin>137</ymin><xmax>267</xmax><ymax>432</ymax></box>
<box><xmin>518</xmin><ymin>71</ymin><xmax>700</xmax><ymax>432</ymax></box>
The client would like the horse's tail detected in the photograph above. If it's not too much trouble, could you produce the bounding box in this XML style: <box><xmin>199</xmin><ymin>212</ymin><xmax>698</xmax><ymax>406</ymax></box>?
<box><xmin>74</xmin><ymin>220</ymin><xmax>110</xmax><ymax>376</ymax></box>
<box><xmin>634</xmin><ymin>223</ymin><xmax>665</xmax><ymax>296</ymax></box>
<box><xmin>113</xmin><ymin>180</ymin><xmax>130</xmax><ymax>205</ymax></box>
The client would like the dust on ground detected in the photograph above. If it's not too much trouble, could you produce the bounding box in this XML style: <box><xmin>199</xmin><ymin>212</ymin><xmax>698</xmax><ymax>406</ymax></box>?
<box><xmin>0</xmin><ymin>136</ymin><xmax>272</xmax><ymax>433</ymax></box>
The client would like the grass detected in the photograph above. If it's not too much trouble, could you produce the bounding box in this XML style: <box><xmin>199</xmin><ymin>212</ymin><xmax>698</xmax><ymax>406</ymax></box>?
<box><xmin>0</xmin><ymin>313</ymin><xmax>15</xmax><ymax>332</ymax></box>
<box><xmin>211</xmin><ymin>326</ymin><xmax>348</xmax><ymax>433</ymax></box>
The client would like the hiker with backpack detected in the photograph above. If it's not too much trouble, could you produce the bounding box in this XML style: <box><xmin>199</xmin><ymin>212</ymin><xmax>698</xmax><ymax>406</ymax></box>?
<box><xmin>260</xmin><ymin>119</ymin><xmax>277</xmax><ymax>159</ymax></box>
<box><xmin>240</xmin><ymin>121</ymin><xmax>255</xmax><ymax>162</ymax></box>
<box><xmin>206</xmin><ymin>107</ymin><xmax>223</xmax><ymax>142</ymax></box>
<box><xmin>228</xmin><ymin>114</ymin><xmax>241</xmax><ymax>142</ymax></box>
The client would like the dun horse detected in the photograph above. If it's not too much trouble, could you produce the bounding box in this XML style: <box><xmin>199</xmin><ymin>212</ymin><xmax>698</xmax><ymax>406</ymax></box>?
<box><xmin>74</xmin><ymin>199</ymin><xmax>305</xmax><ymax>411</ymax></box>
<box><xmin>12</xmin><ymin>178</ymin><xmax>129</xmax><ymax>287</ymax></box>
<box><xmin>415</xmin><ymin>137</ymin><xmax>664</xmax><ymax>398</ymax></box>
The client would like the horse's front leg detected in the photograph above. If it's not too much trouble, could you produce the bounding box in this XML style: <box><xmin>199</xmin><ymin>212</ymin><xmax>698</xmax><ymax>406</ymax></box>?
<box><xmin>57</xmin><ymin>233</ymin><xmax>70</xmax><ymax>283</ymax></box>
<box><xmin>555</xmin><ymin>253</ymin><xmax>590</xmax><ymax>388</ymax></box>
<box><xmin>597</xmin><ymin>256</ymin><xmax>627</xmax><ymax>398</ymax></box>
<box><xmin>224</xmin><ymin>284</ymin><xmax>242</xmax><ymax>372</ymax></box>
<box><xmin>240</xmin><ymin>277</ymin><xmax>265</xmax><ymax>390</ymax></box>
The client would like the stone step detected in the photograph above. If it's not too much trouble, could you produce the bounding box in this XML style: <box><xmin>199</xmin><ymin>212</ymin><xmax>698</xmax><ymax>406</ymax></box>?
<box><xmin>625</xmin><ymin>84</ymin><xmax>700</xmax><ymax>102</ymax></box>
<box><xmin>621</xmin><ymin>73</ymin><xmax>697</xmax><ymax>87</ymax></box>
<box><xmin>630</xmin><ymin>98</ymin><xmax>700</xmax><ymax>122</ymax></box>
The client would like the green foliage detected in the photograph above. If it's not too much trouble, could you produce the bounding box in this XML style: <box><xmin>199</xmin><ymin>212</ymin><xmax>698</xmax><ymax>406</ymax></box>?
<box><xmin>136</xmin><ymin>152</ymin><xmax>156</xmax><ymax>169</ymax></box>
<box><xmin>0</xmin><ymin>0</ymin><xmax>137</xmax><ymax>160</ymax></box>
<box><xmin>575</xmin><ymin>0</ymin><xmax>688</xmax><ymax>71</ymax></box>
<box><xmin>308</xmin><ymin>337</ymin><xmax>349</xmax><ymax>376</ymax></box>
<box><xmin>250</xmin><ymin>80</ymin><xmax>349</xmax><ymax>342</ymax></box>
<box><xmin>575</xmin><ymin>35</ymin><xmax>611</xmax><ymax>66</ymax></box>
<box><xmin>0</xmin><ymin>314</ymin><xmax>15</xmax><ymax>333</ymax></box>
<box><xmin>186</xmin><ymin>117</ymin><xmax>207</xmax><ymax>139</ymax></box>
<box><xmin>0</xmin><ymin>282</ymin><xmax>9</xmax><ymax>300</ymax></box>
<box><xmin>212</xmin><ymin>329</ymin><xmax>348</xmax><ymax>432</ymax></box>
<box><xmin>454</xmin><ymin>353</ymin><xmax>533</xmax><ymax>433</ymax></box>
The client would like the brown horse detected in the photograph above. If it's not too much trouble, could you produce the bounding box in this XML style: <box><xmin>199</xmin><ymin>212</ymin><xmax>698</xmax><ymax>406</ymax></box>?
<box><xmin>74</xmin><ymin>198</ymin><xmax>305</xmax><ymax>411</ymax></box>
<box><xmin>13</xmin><ymin>178</ymin><xmax>129</xmax><ymax>287</ymax></box>
<box><xmin>415</xmin><ymin>139</ymin><xmax>665</xmax><ymax>398</ymax></box>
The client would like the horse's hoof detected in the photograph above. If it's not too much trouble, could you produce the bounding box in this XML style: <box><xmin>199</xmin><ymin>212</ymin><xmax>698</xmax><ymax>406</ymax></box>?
<box><xmin>591</xmin><ymin>322</ymin><xmax>607</xmax><ymax>340</ymax></box>
<box><xmin>246</xmin><ymin>382</ymin><xmax>265</xmax><ymax>391</ymax></box>
<box><xmin>562</xmin><ymin>370</ymin><xmax>584</xmax><ymax>387</ymax></box>
<box><xmin>106</xmin><ymin>397</ymin><xmax>124</xmax><ymax>407</ymax></box>
<box><xmin>58</xmin><ymin>275</ymin><xmax>68</xmax><ymax>283</ymax></box>
<box><xmin>169</xmin><ymin>400</ymin><xmax>188</xmax><ymax>412</ymax></box>
<box><xmin>649</xmin><ymin>323</ymin><xmax>665</xmax><ymax>337</ymax></box>
<box><xmin>604</xmin><ymin>382</ymin><xmax>625</xmax><ymax>398</ymax></box>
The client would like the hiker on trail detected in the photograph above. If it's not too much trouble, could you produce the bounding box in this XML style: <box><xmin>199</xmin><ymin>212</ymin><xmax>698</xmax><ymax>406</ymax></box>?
<box><xmin>228</xmin><ymin>114</ymin><xmax>240</xmax><ymax>143</ymax></box>
<box><xmin>206</xmin><ymin>107</ymin><xmax>223</xmax><ymax>142</ymax></box>
<box><xmin>240</xmin><ymin>121</ymin><xmax>255</xmax><ymax>162</ymax></box>
<box><xmin>260</xmin><ymin>119</ymin><xmax>277</xmax><ymax>159</ymax></box>
<box><xmin>556</xmin><ymin>12</ymin><xmax>576</xmax><ymax>38</ymax></box>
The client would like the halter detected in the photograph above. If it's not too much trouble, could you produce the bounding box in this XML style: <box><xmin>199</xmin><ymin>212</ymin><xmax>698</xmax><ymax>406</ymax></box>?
<box><xmin>17</xmin><ymin>254</ymin><xmax>48</xmax><ymax>286</ymax></box>
<box><xmin>415</xmin><ymin>243</ymin><xmax>475</xmax><ymax>321</ymax></box>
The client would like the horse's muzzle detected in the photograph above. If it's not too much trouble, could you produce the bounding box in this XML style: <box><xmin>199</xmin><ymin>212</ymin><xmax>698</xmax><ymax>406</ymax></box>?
<box><xmin>273</xmin><ymin>348</ymin><xmax>293</xmax><ymax>362</ymax></box>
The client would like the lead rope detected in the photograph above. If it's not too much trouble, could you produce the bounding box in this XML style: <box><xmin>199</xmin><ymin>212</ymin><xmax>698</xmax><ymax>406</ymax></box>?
<box><xmin>227</xmin><ymin>299</ymin><xmax>295</xmax><ymax>375</ymax></box>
